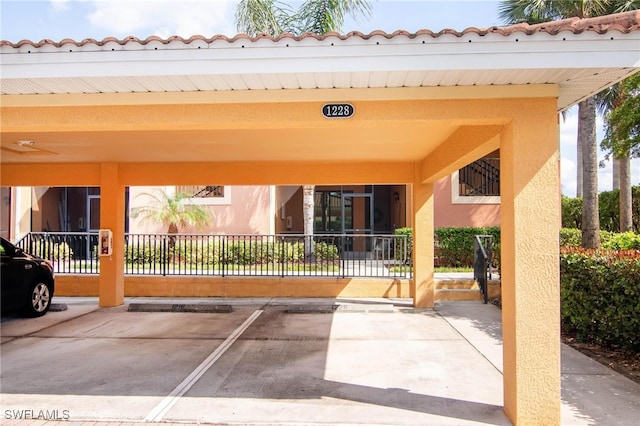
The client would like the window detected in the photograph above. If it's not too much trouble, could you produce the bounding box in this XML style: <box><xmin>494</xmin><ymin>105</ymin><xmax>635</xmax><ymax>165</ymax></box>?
<box><xmin>452</xmin><ymin>158</ymin><xmax>500</xmax><ymax>205</ymax></box>
<box><xmin>314</xmin><ymin>190</ymin><xmax>352</xmax><ymax>232</ymax></box>
<box><xmin>176</xmin><ymin>185</ymin><xmax>231</xmax><ymax>205</ymax></box>
<box><xmin>177</xmin><ymin>185</ymin><xmax>224</xmax><ymax>198</ymax></box>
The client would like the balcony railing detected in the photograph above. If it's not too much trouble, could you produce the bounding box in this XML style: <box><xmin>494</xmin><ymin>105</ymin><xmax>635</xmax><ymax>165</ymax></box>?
<box><xmin>16</xmin><ymin>232</ymin><xmax>412</xmax><ymax>279</ymax></box>
<box><xmin>459</xmin><ymin>158</ymin><xmax>500</xmax><ymax>196</ymax></box>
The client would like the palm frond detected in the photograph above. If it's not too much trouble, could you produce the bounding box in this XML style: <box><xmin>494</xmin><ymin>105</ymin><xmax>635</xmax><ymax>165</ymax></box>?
<box><xmin>235</xmin><ymin>0</ymin><xmax>290</xmax><ymax>36</ymax></box>
<box><xmin>295</xmin><ymin>0</ymin><xmax>371</xmax><ymax>35</ymax></box>
<box><xmin>498</xmin><ymin>0</ymin><xmax>620</xmax><ymax>25</ymax></box>
<box><xmin>133</xmin><ymin>190</ymin><xmax>211</xmax><ymax>234</ymax></box>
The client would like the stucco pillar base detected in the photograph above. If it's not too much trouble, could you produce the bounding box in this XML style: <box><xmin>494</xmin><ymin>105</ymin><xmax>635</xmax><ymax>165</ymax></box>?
<box><xmin>98</xmin><ymin>163</ymin><xmax>125</xmax><ymax>307</ymax></box>
<box><xmin>501</xmin><ymin>108</ymin><xmax>561</xmax><ymax>425</ymax></box>
<box><xmin>412</xmin><ymin>182</ymin><xmax>434</xmax><ymax>308</ymax></box>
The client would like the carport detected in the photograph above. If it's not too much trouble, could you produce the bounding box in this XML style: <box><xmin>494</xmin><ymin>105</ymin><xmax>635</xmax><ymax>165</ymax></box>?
<box><xmin>2</xmin><ymin>11</ymin><xmax>639</xmax><ymax>425</ymax></box>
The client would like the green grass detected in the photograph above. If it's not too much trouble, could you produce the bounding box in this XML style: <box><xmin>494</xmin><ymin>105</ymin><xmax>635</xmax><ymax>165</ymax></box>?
<box><xmin>436</xmin><ymin>266</ymin><xmax>473</xmax><ymax>273</ymax></box>
<box><xmin>388</xmin><ymin>265</ymin><xmax>473</xmax><ymax>273</ymax></box>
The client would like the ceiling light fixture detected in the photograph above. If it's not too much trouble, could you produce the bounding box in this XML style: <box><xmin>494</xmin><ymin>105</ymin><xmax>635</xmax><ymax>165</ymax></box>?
<box><xmin>17</xmin><ymin>140</ymin><xmax>35</xmax><ymax>146</ymax></box>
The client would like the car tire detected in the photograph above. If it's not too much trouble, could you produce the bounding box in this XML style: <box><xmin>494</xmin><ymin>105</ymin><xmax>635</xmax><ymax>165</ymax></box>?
<box><xmin>23</xmin><ymin>280</ymin><xmax>52</xmax><ymax>317</ymax></box>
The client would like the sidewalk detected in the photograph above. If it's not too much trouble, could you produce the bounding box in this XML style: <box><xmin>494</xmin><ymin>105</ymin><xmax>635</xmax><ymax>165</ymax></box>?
<box><xmin>435</xmin><ymin>301</ymin><xmax>640</xmax><ymax>425</ymax></box>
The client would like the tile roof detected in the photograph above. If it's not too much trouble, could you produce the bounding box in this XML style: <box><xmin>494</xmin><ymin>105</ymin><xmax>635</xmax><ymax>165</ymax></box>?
<box><xmin>1</xmin><ymin>10</ymin><xmax>639</xmax><ymax>48</ymax></box>
<box><xmin>0</xmin><ymin>10</ymin><xmax>638</xmax><ymax>113</ymax></box>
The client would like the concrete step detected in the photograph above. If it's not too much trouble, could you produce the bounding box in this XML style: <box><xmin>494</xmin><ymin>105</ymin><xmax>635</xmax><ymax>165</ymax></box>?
<box><xmin>435</xmin><ymin>288</ymin><xmax>484</xmax><ymax>302</ymax></box>
<box><xmin>434</xmin><ymin>279</ymin><xmax>501</xmax><ymax>302</ymax></box>
<box><xmin>435</xmin><ymin>279</ymin><xmax>479</xmax><ymax>290</ymax></box>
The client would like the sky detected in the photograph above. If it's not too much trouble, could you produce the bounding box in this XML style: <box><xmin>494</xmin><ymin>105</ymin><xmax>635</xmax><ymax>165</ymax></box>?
<box><xmin>1</xmin><ymin>0</ymin><xmax>637</xmax><ymax>196</ymax></box>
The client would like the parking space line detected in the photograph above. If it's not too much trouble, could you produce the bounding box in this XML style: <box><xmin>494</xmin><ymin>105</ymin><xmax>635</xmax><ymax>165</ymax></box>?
<box><xmin>144</xmin><ymin>309</ymin><xmax>264</xmax><ymax>422</ymax></box>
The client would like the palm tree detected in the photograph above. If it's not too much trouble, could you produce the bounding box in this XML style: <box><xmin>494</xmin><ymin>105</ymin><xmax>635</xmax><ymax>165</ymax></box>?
<box><xmin>578</xmin><ymin>96</ymin><xmax>600</xmax><ymax>247</ymax></box>
<box><xmin>235</xmin><ymin>0</ymin><xmax>372</xmax><ymax>37</ymax></box>
<box><xmin>132</xmin><ymin>190</ymin><xmax>211</xmax><ymax>248</ymax></box>
<box><xmin>302</xmin><ymin>185</ymin><xmax>315</xmax><ymax>260</ymax></box>
<box><xmin>600</xmin><ymin>73</ymin><xmax>640</xmax><ymax>231</ymax></box>
<box><xmin>499</xmin><ymin>0</ymin><xmax>640</xmax><ymax>248</ymax></box>
<box><xmin>236</xmin><ymin>0</ymin><xmax>371</xmax><ymax>260</ymax></box>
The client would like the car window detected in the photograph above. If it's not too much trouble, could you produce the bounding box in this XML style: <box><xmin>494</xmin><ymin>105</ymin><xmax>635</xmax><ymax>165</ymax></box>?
<box><xmin>0</xmin><ymin>244</ymin><xmax>5</xmax><ymax>255</ymax></box>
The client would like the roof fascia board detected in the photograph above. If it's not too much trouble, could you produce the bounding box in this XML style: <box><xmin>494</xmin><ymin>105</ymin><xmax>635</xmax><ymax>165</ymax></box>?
<box><xmin>0</xmin><ymin>84</ymin><xmax>559</xmax><ymax>107</ymax></box>
<box><xmin>2</xmin><ymin>33</ymin><xmax>638</xmax><ymax>79</ymax></box>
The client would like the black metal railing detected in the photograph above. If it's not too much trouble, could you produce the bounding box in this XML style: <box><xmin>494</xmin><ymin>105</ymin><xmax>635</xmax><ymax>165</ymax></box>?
<box><xmin>16</xmin><ymin>232</ymin><xmax>411</xmax><ymax>279</ymax></box>
<box><xmin>17</xmin><ymin>232</ymin><xmax>100</xmax><ymax>274</ymax></box>
<box><xmin>473</xmin><ymin>235</ymin><xmax>493</xmax><ymax>303</ymax></box>
<box><xmin>459</xmin><ymin>158</ymin><xmax>500</xmax><ymax>196</ymax></box>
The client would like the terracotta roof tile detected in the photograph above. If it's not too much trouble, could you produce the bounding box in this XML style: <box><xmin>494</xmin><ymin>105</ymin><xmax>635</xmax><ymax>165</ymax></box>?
<box><xmin>1</xmin><ymin>10</ymin><xmax>638</xmax><ymax>49</ymax></box>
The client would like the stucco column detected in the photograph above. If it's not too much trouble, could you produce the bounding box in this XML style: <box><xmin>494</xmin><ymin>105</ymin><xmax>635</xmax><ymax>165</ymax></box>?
<box><xmin>412</xmin><ymin>182</ymin><xmax>434</xmax><ymax>308</ymax></box>
<box><xmin>500</xmin><ymin>104</ymin><xmax>560</xmax><ymax>425</ymax></box>
<box><xmin>99</xmin><ymin>163</ymin><xmax>125</xmax><ymax>307</ymax></box>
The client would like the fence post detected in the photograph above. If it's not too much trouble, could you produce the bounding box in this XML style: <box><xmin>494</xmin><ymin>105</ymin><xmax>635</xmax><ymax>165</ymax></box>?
<box><xmin>280</xmin><ymin>235</ymin><xmax>285</xmax><ymax>278</ymax></box>
<box><xmin>162</xmin><ymin>236</ymin><xmax>167</xmax><ymax>277</ymax></box>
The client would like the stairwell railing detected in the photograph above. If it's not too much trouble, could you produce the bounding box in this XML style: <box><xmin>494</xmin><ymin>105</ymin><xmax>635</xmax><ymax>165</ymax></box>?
<box><xmin>473</xmin><ymin>235</ymin><xmax>493</xmax><ymax>303</ymax></box>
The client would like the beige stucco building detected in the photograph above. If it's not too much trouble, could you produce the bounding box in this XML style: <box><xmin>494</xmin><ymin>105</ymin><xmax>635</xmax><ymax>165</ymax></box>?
<box><xmin>1</xmin><ymin>11</ymin><xmax>639</xmax><ymax>425</ymax></box>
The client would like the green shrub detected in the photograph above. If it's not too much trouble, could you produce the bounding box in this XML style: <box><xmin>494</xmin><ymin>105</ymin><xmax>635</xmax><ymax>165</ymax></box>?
<box><xmin>434</xmin><ymin>227</ymin><xmax>500</xmax><ymax>268</ymax></box>
<box><xmin>225</xmin><ymin>241</ymin><xmax>269</xmax><ymax>265</ymax></box>
<box><xmin>559</xmin><ymin>228</ymin><xmax>582</xmax><ymax>246</ymax></box>
<box><xmin>394</xmin><ymin>227</ymin><xmax>413</xmax><ymax>263</ymax></box>
<box><xmin>561</xmin><ymin>186</ymin><xmax>639</xmax><ymax>233</ymax></box>
<box><xmin>599</xmin><ymin>190</ymin><xmax>620</xmax><ymax>232</ymax></box>
<box><xmin>30</xmin><ymin>240</ymin><xmax>73</xmax><ymax>261</ymax></box>
<box><xmin>178</xmin><ymin>240</ymin><xmax>224</xmax><ymax>265</ymax></box>
<box><xmin>560</xmin><ymin>247</ymin><xmax>640</xmax><ymax>353</ymax></box>
<box><xmin>314</xmin><ymin>241</ymin><xmax>339</xmax><ymax>261</ymax></box>
<box><xmin>125</xmin><ymin>242</ymin><xmax>166</xmax><ymax>264</ymax></box>
<box><xmin>561</xmin><ymin>196</ymin><xmax>582</xmax><ymax>229</ymax></box>
<box><xmin>560</xmin><ymin>228</ymin><xmax>638</xmax><ymax>249</ymax></box>
<box><xmin>393</xmin><ymin>227</ymin><xmax>500</xmax><ymax>269</ymax></box>
<box><xmin>602</xmin><ymin>232</ymin><xmax>640</xmax><ymax>250</ymax></box>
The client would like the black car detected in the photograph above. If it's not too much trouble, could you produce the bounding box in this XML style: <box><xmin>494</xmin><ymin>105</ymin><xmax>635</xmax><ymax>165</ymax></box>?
<box><xmin>1</xmin><ymin>237</ymin><xmax>55</xmax><ymax>317</ymax></box>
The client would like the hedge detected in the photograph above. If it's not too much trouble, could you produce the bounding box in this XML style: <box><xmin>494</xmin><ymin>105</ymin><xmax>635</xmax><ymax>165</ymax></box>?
<box><xmin>125</xmin><ymin>240</ymin><xmax>339</xmax><ymax>266</ymax></box>
<box><xmin>394</xmin><ymin>226</ymin><xmax>639</xmax><ymax>353</ymax></box>
<box><xmin>561</xmin><ymin>186</ymin><xmax>640</xmax><ymax>232</ymax></box>
<box><xmin>395</xmin><ymin>226</ymin><xmax>500</xmax><ymax>269</ymax></box>
<box><xmin>560</xmin><ymin>247</ymin><xmax>640</xmax><ymax>353</ymax></box>
<box><xmin>560</xmin><ymin>228</ymin><xmax>640</xmax><ymax>250</ymax></box>
<box><xmin>434</xmin><ymin>227</ymin><xmax>500</xmax><ymax>268</ymax></box>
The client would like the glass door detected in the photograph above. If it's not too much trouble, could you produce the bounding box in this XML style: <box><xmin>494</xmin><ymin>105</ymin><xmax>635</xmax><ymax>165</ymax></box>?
<box><xmin>341</xmin><ymin>193</ymin><xmax>373</xmax><ymax>254</ymax></box>
<box><xmin>87</xmin><ymin>188</ymin><xmax>100</xmax><ymax>260</ymax></box>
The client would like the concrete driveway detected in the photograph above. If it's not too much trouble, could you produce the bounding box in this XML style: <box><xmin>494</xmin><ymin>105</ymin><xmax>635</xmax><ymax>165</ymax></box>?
<box><xmin>1</xmin><ymin>297</ymin><xmax>639</xmax><ymax>425</ymax></box>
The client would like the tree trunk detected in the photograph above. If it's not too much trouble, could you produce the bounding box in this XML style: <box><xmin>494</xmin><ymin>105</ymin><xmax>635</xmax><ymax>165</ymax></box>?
<box><xmin>302</xmin><ymin>185</ymin><xmax>315</xmax><ymax>261</ymax></box>
<box><xmin>612</xmin><ymin>158</ymin><xmax>621</xmax><ymax>190</ymax></box>
<box><xmin>167</xmin><ymin>222</ymin><xmax>178</xmax><ymax>250</ymax></box>
<box><xmin>579</xmin><ymin>97</ymin><xmax>600</xmax><ymax>248</ymax></box>
<box><xmin>576</xmin><ymin>129</ymin><xmax>583</xmax><ymax>197</ymax></box>
<box><xmin>619</xmin><ymin>153</ymin><xmax>633</xmax><ymax>232</ymax></box>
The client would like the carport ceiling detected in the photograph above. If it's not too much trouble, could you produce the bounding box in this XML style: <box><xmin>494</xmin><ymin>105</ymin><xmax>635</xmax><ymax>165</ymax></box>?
<box><xmin>1</xmin><ymin>11</ymin><xmax>639</xmax><ymax>165</ymax></box>
<box><xmin>0</xmin><ymin>125</ymin><xmax>457</xmax><ymax>163</ymax></box>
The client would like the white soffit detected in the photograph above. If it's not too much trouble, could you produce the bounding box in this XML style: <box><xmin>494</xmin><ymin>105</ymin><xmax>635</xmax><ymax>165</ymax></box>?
<box><xmin>1</xmin><ymin>29</ymin><xmax>639</xmax><ymax>111</ymax></box>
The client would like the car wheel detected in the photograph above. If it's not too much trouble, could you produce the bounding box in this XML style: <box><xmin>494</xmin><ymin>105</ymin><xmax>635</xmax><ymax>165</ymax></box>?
<box><xmin>24</xmin><ymin>280</ymin><xmax>52</xmax><ymax>317</ymax></box>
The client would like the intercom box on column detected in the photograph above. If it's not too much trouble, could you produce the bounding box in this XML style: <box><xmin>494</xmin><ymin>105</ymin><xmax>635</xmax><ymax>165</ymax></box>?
<box><xmin>99</xmin><ymin>229</ymin><xmax>113</xmax><ymax>256</ymax></box>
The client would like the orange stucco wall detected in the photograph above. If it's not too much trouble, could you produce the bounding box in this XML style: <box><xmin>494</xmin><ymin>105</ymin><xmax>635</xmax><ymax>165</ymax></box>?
<box><xmin>1</xmin><ymin>89</ymin><xmax>562</xmax><ymax>425</ymax></box>
<box><xmin>500</xmin><ymin>104</ymin><xmax>560</xmax><ymax>425</ymax></box>
<box><xmin>55</xmin><ymin>275</ymin><xmax>411</xmax><ymax>299</ymax></box>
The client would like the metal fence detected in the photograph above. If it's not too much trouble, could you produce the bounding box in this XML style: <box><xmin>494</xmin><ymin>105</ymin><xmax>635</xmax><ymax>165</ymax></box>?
<box><xmin>17</xmin><ymin>232</ymin><xmax>412</xmax><ymax>279</ymax></box>
<box><xmin>18</xmin><ymin>232</ymin><xmax>100</xmax><ymax>274</ymax></box>
<box><xmin>473</xmin><ymin>235</ymin><xmax>493</xmax><ymax>303</ymax></box>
